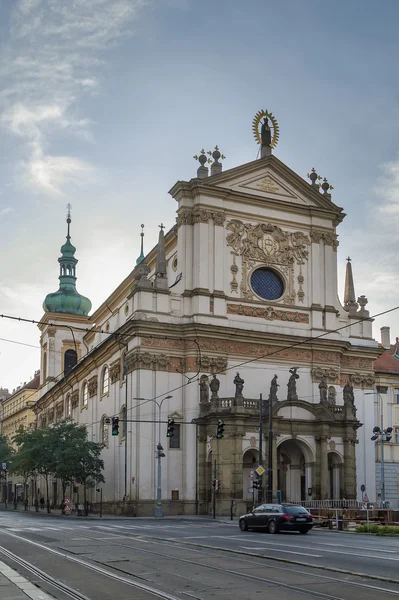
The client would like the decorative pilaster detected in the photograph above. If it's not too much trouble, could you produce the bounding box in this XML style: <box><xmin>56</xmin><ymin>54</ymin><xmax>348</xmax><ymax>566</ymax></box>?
<box><xmin>343</xmin><ymin>437</ymin><xmax>357</xmax><ymax>499</ymax></box>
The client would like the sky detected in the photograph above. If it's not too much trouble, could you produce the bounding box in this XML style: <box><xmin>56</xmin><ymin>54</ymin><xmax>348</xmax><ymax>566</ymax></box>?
<box><xmin>1</xmin><ymin>0</ymin><xmax>399</xmax><ymax>391</ymax></box>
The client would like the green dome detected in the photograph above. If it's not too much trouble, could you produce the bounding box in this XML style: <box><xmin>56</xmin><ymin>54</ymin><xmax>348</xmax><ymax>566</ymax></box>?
<box><xmin>43</xmin><ymin>215</ymin><xmax>91</xmax><ymax>317</ymax></box>
<box><xmin>43</xmin><ymin>288</ymin><xmax>91</xmax><ymax>316</ymax></box>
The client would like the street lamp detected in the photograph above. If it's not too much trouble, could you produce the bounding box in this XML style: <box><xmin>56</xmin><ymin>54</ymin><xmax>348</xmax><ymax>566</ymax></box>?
<box><xmin>133</xmin><ymin>395</ymin><xmax>173</xmax><ymax>518</ymax></box>
<box><xmin>366</xmin><ymin>390</ymin><xmax>392</xmax><ymax>507</ymax></box>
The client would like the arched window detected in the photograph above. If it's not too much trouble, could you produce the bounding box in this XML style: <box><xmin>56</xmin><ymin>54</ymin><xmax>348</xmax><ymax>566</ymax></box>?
<box><xmin>120</xmin><ymin>405</ymin><xmax>127</xmax><ymax>439</ymax></box>
<box><xmin>64</xmin><ymin>349</ymin><xmax>77</xmax><ymax>374</ymax></box>
<box><xmin>66</xmin><ymin>394</ymin><xmax>72</xmax><ymax>417</ymax></box>
<box><xmin>82</xmin><ymin>382</ymin><xmax>88</xmax><ymax>408</ymax></box>
<box><xmin>102</xmin><ymin>367</ymin><xmax>109</xmax><ymax>396</ymax></box>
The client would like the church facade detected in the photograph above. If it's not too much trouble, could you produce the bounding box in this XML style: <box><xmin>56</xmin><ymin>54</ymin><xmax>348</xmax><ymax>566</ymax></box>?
<box><xmin>34</xmin><ymin>113</ymin><xmax>380</xmax><ymax>515</ymax></box>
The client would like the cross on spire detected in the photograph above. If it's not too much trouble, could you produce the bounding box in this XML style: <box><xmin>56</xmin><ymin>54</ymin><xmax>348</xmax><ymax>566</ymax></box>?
<box><xmin>159</xmin><ymin>223</ymin><xmax>165</xmax><ymax>231</ymax></box>
<box><xmin>346</xmin><ymin>256</ymin><xmax>351</xmax><ymax>262</ymax></box>
<box><xmin>66</xmin><ymin>203</ymin><xmax>72</xmax><ymax>237</ymax></box>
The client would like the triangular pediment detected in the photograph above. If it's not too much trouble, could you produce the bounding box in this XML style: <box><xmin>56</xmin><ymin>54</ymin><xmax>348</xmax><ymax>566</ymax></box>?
<box><xmin>199</xmin><ymin>155</ymin><xmax>343</xmax><ymax>215</ymax></box>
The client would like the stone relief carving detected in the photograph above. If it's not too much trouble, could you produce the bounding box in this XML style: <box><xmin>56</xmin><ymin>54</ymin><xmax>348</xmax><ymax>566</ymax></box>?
<box><xmin>297</xmin><ymin>265</ymin><xmax>305</xmax><ymax>302</ymax></box>
<box><xmin>341</xmin><ymin>356</ymin><xmax>373</xmax><ymax>370</ymax></box>
<box><xmin>311</xmin><ymin>367</ymin><xmax>340</xmax><ymax>383</ymax></box>
<box><xmin>227</xmin><ymin>303</ymin><xmax>309</xmax><ymax>323</ymax></box>
<box><xmin>343</xmin><ymin>372</ymin><xmax>375</xmax><ymax>388</ymax></box>
<box><xmin>310</xmin><ymin>229</ymin><xmax>339</xmax><ymax>251</ymax></box>
<box><xmin>109</xmin><ymin>360</ymin><xmax>121</xmax><ymax>384</ymax></box>
<box><xmin>197</xmin><ymin>356</ymin><xmax>228</xmax><ymax>373</ymax></box>
<box><xmin>56</xmin><ymin>401</ymin><xmax>64</xmax><ymax>417</ymax></box>
<box><xmin>48</xmin><ymin>408</ymin><xmax>55</xmax><ymax>423</ymax></box>
<box><xmin>227</xmin><ymin>220</ymin><xmax>310</xmax><ymax>265</ymax></box>
<box><xmin>230</xmin><ymin>253</ymin><xmax>239</xmax><ymax>293</ymax></box>
<box><xmin>176</xmin><ymin>208</ymin><xmax>225</xmax><ymax>227</ymax></box>
<box><xmin>88</xmin><ymin>376</ymin><xmax>98</xmax><ymax>397</ymax></box>
<box><xmin>226</xmin><ymin>220</ymin><xmax>310</xmax><ymax>304</ymax></box>
<box><xmin>124</xmin><ymin>351</ymin><xmax>172</xmax><ymax>373</ymax></box>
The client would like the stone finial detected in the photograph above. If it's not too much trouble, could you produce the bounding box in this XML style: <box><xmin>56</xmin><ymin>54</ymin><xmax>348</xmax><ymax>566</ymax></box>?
<box><xmin>194</xmin><ymin>149</ymin><xmax>210</xmax><ymax>179</ymax></box>
<box><xmin>343</xmin><ymin>257</ymin><xmax>358</xmax><ymax>315</ymax></box>
<box><xmin>136</xmin><ymin>224</ymin><xmax>145</xmax><ymax>265</ymax></box>
<box><xmin>321</xmin><ymin>177</ymin><xmax>334</xmax><ymax>197</ymax></box>
<box><xmin>155</xmin><ymin>223</ymin><xmax>168</xmax><ymax>290</ymax></box>
<box><xmin>357</xmin><ymin>295</ymin><xmax>369</xmax><ymax>318</ymax></box>
<box><xmin>207</xmin><ymin>146</ymin><xmax>225</xmax><ymax>176</ymax></box>
<box><xmin>307</xmin><ymin>168</ymin><xmax>321</xmax><ymax>188</ymax></box>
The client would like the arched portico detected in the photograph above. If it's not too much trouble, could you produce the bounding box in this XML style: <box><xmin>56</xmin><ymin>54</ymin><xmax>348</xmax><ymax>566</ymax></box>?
<box><xmin>277</xmin><ymin>438</ymin><xmax>315</xmax><ymax>502</ymax></box>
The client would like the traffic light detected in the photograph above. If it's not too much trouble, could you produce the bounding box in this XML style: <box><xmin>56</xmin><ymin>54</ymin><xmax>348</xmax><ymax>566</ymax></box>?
<box><xmin>252</xmin><ymin>480</ymin><xmax>259</xmax><ymax>490</ymax></box>
<box><xmin>212</xmin><ymin>479</ymin><xmax>217</xmax><ymax>489</ymax></box>
<box><xmin>167</xmin><ymin>419</ymin><xmax>175</xmax><ymax>438</ymax></box>
<box><xmin>216</xmin><ymin>420</ymin><xmax>225</xmax><ymax>439</ymax></box>
<box><xmin>112</xmin><ymin>417</ymin><xmax>119</xmax><ymax>436</ymax></box>
<box><xmin>386</xmin><ymin>427</ymin><xmax>393</xmax><ymax>442</ymax></box>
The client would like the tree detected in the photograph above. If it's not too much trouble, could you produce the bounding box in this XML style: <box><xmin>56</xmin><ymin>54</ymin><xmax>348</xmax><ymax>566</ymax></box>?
<box><xmin>0</xmin><ymin>434</ymin><xmax>14</xmax><ymax>497</ymax></box>
<box><xmin>52</xmin><ymin>421</ymin><xmax>104</xmax><ymax>515</ymax></box>
<box><xmin>10</xmin><ymin>427</ymin><xmax>36</xmax><ymax>510</ymax></box>
<box><xmin>12</xmin><ymin>427</ymin><xmax>57</xmax><ymax>513</ymax></box>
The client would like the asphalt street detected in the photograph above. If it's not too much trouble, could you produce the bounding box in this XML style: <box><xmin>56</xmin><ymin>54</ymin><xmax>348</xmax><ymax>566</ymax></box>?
<box><xmin>0</xmin><ymin>512</ymin><xmax>399</xmax><ymax>600</ymax></box>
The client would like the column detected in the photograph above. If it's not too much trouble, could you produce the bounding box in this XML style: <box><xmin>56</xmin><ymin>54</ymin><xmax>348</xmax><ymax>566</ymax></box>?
<box><xmin>316</xmin><ymin>436</ymin><xmax>329</xmax><ymax>500</ymax></box>
<box><xmin>305</xmin><ymin>462</ymin><xmax>314</xmax><ymax>499</ymax></box>
<box><xmin>272</xmin><ymin>436</ymin><xmax>278</xmax><ymax>500</ymax></box>
<box><xmin>343</xmin><ymin>437</ymin><xmax>357</xmax><ymax>499</ymax></box>
<box><xmin>333</xmin><ymin>464</ymin><xmax>341</xmax><ymax>499</ymax></box>
<box><xmin>198</xmin><ymin>428</ymin><xmax>207</xmax><ymax>513</ymax></box>
<box><xmin>310</xmin><ymin>240</ymin><xmax>323</xmax><ymax>329</ymax></box>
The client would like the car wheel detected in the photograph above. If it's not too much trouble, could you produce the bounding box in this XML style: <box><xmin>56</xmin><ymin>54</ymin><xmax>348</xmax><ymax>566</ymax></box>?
<box><xmin>268</xmin><ymin>520</ymin><xmax>279</xmax><ymax>534</ymax></box>
<box><xmin>299</xmin><ymin>528</ymin><xmax>309</xmax><ymax>534</ymax></box>
<box><xmin>239</xmin><ymin>519</ymin><xmax>248</xmax><ymax>531</ymax></box>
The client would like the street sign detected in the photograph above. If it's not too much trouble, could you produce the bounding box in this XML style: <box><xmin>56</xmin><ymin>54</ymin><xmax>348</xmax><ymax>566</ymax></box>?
<box><xmin>248</xmin><ymin>487</ymin><xmax>254</xmax><ymax>493</ymax></box>
<box><xmin>74</xmin><ymin>476</ymin><xmax>82</xmax><ymax>484</ymax></box>
<box><xmin>360</xmin><ymin>484</ymin><xmax>366</xmax><ymax>492</ymax></box>
<box><xmin>1</xmin><ymin>463</ymin><xmax>6</xmax><ymax>471</ymax></box>
<box><xmin>255</xmin><ymin>465</ymin><xmax>265</xmax><ymax>477</ymax></box>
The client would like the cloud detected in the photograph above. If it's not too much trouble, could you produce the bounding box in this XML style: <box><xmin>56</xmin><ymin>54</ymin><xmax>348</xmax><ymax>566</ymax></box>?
<box><xmin>0</xmin><ymin>0</ymin><xmax>144</xmax><ymax>195</ymax></box>
<box><xmin>0</xmin><ymin>207</ymin><xmax>14</xmax><ymax>217</ymax></box>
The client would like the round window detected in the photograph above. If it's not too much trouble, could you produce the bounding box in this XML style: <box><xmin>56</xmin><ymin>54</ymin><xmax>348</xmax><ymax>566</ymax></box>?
<box><xmin>250</xmin><ymin>268</ymin><xmax>284</xmax><ymax>300</ymax></box>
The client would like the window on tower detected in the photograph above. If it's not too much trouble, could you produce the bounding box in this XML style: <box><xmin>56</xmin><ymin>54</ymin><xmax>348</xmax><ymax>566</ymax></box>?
<box><xmin>64</xmin><ymin>349</ymin><xmax>77</xmax><ymax>374</ymax></box>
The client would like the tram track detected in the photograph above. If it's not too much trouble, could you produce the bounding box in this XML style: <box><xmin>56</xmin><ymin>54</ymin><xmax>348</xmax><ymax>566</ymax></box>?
<box><xmin>0</xmin><ymin>531</ymin><xmax>183</xmax><ymax>600</ymax></box>
<box><xmin>1</xmin><ymin>527</ymin><xmax>399</xmax><ymax>600</ymax></box>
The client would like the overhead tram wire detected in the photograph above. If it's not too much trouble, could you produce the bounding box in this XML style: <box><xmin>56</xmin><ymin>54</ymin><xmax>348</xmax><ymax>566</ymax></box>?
<box><xmin>5</xmin><ymin>303</ymin><xmax>399</xmax><ymax>418</ymax></box>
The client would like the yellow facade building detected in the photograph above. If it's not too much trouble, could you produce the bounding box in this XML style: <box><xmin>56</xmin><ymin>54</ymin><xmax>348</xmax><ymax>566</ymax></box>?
<box><xmin>1</xmin><ymin>372</ymin><xmax>40</xmax><ymax>447</ymax></box>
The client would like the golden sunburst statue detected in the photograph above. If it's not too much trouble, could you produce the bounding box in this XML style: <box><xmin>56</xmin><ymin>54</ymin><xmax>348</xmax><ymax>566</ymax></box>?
<box><xmin>252</xmin><ymin>109</ymin><xmax>280</xmax><ymax>149</ymax></box>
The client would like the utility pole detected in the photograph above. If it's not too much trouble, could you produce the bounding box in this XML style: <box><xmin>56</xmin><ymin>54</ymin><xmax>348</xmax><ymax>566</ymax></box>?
<box><xmin>124</xmin><ymin>359</ymin><xmax>128</xmax><ymax>502</ymax></box>
<box><xmin>213</xmin><ymin>460</ymin><xmax>217</xmax><ymax>519</ymax></box>
<box><xmin>258</xmin><ymin>393</ymin><xmax>263</xmax><ymax>504</ymax></box>
<box><xmin>267</xmin><ymin>392</ymin><xmax>273</xmax><ymax>503</ymax></box>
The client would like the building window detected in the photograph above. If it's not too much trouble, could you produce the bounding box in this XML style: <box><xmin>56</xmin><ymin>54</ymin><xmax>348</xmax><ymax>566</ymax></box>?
<box><xmin>250</xmin><ymin>267</ymin><xmax>284</xmax><ymax>301</ymax></box>
<box><xmin>102</xmin><ymin>367</ymin><xmax>109</xmax><ymax>396</ymax></box>
<box><xmin>169</xmin><ymin>423</ymin><xmax>181</xmax><ymax>449</ymax></box>
<box><xmin>82</xmin><ymin>382</ymin><xmax>88</xmax><ymax>408</ymax></box>
<box><xmin>120</xmin><ymin>405</ymin><xmax>127</xmax><ymax>439</ymax></box>
<box><xmin>64</xmin><ymin>349</ymin><xmax>78</xmax><ymax>374</ymax></box>
<box><xmin>66</xmin><ymin>394</ymin><xmax>72</xmax><ymax>417</ymax></box>
<box><xmin>394</xmin><ymin>389</ymin><xmax>399</xmax><ymax>404</ymax></box>
<box><xmin>395</xmin><ymin>428</ymin><xmax>399</xmax><ymax>444</ymax></box>
<box><xmin>101</xmin><ymin>415</ymin><xmax>109</xmax><ymax>448</ymax></box>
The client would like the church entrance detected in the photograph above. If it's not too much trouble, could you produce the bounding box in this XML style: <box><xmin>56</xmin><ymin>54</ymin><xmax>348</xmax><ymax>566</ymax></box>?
<box><xmin>277</xmin><ymin>439</ymin><xmax>314</xmax><ymax>503</ymax></box>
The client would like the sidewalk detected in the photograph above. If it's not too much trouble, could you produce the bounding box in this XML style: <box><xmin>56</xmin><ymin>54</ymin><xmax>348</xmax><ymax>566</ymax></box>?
<box><xmin>0</xmin><ymin>504</ymin><xmax>239</xmax><ymax>523</ymax></box>
<box><xmin>0</xmin><ymin>559</ymin><xmax>56</xmax><ymax>600</ymax></box>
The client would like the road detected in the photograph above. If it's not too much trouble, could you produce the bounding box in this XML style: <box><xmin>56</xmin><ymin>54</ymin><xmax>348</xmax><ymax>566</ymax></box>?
<box><xmin>0</xmin><ymin>512</ymin><xmax>399</xmax><ymax>600</ymax></box>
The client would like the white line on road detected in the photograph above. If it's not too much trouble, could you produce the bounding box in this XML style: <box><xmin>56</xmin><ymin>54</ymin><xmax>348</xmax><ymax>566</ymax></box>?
<box><xmin>241</xmin><ymin>546</ymin><xmax>321</xmax><ymax>557</ymax></box>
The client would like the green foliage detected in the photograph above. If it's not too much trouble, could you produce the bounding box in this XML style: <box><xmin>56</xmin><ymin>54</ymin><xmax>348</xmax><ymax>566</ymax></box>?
<box><xmin>11</xmin><ymin>420</ymin><xmax>105</xmax><ymax>511</ymax></box>
<box><xmin>356</xmin><ymin>524</ymin><xmax>399</xmax><ymax>535</ymax></box>
<box><xmin>0</xmin><ymin>434</ymin><xmax>13</xmax><ymax>481</ymax></box>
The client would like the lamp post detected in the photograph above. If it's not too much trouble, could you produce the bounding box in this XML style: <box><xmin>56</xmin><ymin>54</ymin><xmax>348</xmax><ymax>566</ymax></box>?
<box><xmin>133</xmin><ymin>395</ymin><xmax>173</xmax><ymax>518</ymax></box>
<box><xmin>366</xmin><ymin>389</ymin><xmax>392</xmax><ymax>507</ymax></box>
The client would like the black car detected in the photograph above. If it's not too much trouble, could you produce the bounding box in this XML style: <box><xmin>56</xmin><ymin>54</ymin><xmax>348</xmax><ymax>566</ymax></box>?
<box><xmin>239</xmin><ymin>503</ymin><xmax>313</xmax><ymax>534</ymax></box>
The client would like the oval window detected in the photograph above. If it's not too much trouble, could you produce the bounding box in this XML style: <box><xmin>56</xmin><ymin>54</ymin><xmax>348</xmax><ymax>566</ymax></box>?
<box><xmin>250</xmin><ymin>268</ymin><xmax>284</xmax><ymax>300</ymax></box>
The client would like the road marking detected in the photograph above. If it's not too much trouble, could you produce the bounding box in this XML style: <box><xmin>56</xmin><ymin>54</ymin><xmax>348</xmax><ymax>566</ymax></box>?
<box><xmin>241</xmin><ymin>546</ymin><xmax>321</xmax><ymax>557</ymax></box>
<box><xmin>246</xmin><ymin>542</ymin><xmax>399</xmax><ymax>562</ymax></box>
<box><xmin>311</xmin><ymin>541</ymin><xmax>398</xmax><ymax>554</ymax></box>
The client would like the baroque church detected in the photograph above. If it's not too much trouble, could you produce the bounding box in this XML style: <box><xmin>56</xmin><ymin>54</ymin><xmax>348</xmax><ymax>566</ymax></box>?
<box><xmin>35</xmin><ymin>111</ymin><xmax>380</xmax><ymax>515</ymax></box>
